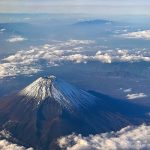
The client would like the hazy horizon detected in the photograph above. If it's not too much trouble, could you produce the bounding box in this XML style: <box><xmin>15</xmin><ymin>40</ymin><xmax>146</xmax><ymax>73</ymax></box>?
<box><xmin>0</xmin><ymin>0</ymin><xmax>150</xmax><ymax>15</ymax></box>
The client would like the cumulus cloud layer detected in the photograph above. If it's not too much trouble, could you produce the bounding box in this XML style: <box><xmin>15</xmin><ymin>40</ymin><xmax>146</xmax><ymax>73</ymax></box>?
<box><xmin>0</xmin><ymin>40</ymin><xmax>95</xmax><ymax>78</ymax></box>
<box><xmin>58</xmin><ymin>124</ymin><xmax>150</xmax><ymax>150</ymax></box>
<box><xmin>127</xmin><ymin>93</ymin><xmax>147</xmax><ymax>99</ymax></box>
<box><xmin>0</xmin><ymin>39</ymin><xmax>150</xmax><ymax>78</ymax></box>
<box><xmin>122</xmin><ymin>30</ymin><xmax>150</xmax><ymax>39</ymax></box>
<box><xmin>7</xmin><ymin>36</ymin><xmax>27</xmax><ymax>43</ymax></box>
<box><xmin>0</xmin><ymin>130</ymin><xmax>33</xmax><ymax>150</ymax></box>
<box><xmin>0</xmin><ymin>139</ymin><xmax>33</xmax><ymax>150</ymax></box>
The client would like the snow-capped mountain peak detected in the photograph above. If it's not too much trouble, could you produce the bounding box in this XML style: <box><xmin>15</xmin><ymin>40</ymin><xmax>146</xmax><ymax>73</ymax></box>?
<box><xmin>20</xmin><ymin>76</ymin><xmax>56</xmax><ymax>101</ymax></box>
<box><xmin>0</xmin><ymin>77</ymin><xmax>149</xmax><ymax>150</ymax></box>
<box><xmin>19</xmin><ymin>75</ymin><xmax>96</xmax><ymax>110</ymax></box>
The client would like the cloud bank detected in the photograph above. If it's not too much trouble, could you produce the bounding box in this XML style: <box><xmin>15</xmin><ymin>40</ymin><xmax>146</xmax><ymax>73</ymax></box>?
<box><xmin>122</xmin><ymin>30</ymin><xmax>150</xmax><ymax>39</ymax></box>
<box><xmin>0</xmin><ymin>129</ymin><xmax>33</xmax><ymax>150</ymax></box>
<box><xmin>127</xmin><ymin>93</ymin><xmax>147</xmax><ymax>99</ymax></box>
<box><xmin>0</xmin><ymin>139</ymin><xmax>33</xmax><ymax>150</ymax></box>
<box><xmin>0</xmin><ymin>40</ymin><xmax>150</xmax><ymax>78</ymax></box>
<box><xmin>58</xmin><ymin>124</ymin><xmax>150</xmax><ymax>150</ymax></box>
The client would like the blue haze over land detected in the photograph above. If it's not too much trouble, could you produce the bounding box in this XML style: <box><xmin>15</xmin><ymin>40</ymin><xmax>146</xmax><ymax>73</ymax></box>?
<box><xmin>0</xmin><ymin>13</ymin><xmax>150</xmax><ymax>106</ymax></box>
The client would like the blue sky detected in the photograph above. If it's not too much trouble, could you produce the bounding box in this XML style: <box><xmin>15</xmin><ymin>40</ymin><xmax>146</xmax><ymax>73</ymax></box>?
<box><xmin>0</xmin><ymin>0</ymin><xmax>150</xmax><ymax>14</ymax></box>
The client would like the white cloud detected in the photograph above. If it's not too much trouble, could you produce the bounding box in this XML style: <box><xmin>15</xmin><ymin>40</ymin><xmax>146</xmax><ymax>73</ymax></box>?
<box><xmin>65</xmin><ymin>54</ymin><xmax>89</xmax><ymax>63</ymax></box>
<box><xmin>0</xmin><ymin>40</ymin><xmax>94</xmax><ymax>78</ymax></box>
<box><xmin>123</xmin><ymin>88</ymin><xmax>132</xmax><ymax>93</ymax></box>
<box><xmin>119</xmin><ymin>54</ymin><xmax>150</xmax><ymax>62</ymax></box>
<box><xmin>0</xmin><ymin>40</ymin><xmax>149</xmax><ymax>79</ymax></box>
<box><xmin>0</xmin><ymin>129</ymin><xmax>33</xmax><ymax>150</ymax></box>
<box><xmin>0</xmin><ymin>139</ymin><xmax>33</xmax><ymax>150</ymax></box>
<box><xmin>122</xmin><ymin>30</ymin><xmax>150</xmax><ymax>39</ymax></box>
<box><xmin>94</xmin><ymin>51</ymin><xmax>112</xmax><ymax>63</ymax></box>
<box><xmin>58</xmin><ymin>124</ymin><xmax>150</xmax><ymax>150</ymax></box>
<box><xmin>0</xmin><ymin>29</ymin><xmax>6</xmax><ymax>32</ymax></box>
<box><xmin>23</xmin><ymin>17</ymin><xmax>31</xmax><ymax>20</ymax></box>
<box><xmin>64</xmin><ymin>40</ymin><xmax>95</xmax><ymax>46</ymax></box>
<box><xmin>127</xmin><ymin>93</ymin><xmax>147</xmax><ymax>99</ymax></box>
<box><xmin>64</xmin><ymin>51</ymin><xmax>112</xmax><ymax>64</ymax></box>
<box><xmin>7</xmin><ymin>36</ymin><xmax>27</xmax><ymax>43</ymax></box>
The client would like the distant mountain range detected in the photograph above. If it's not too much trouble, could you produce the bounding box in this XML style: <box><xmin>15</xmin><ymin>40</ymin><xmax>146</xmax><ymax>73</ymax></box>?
<box><xmin>74</xmin><ymin>19</ymin><xmax>113</xmax><ymax>26</ymax></box>
<box><xmin>0</xmin><ymin>76</ymin><xmax>149</xmax><ymax>149</ymax></box>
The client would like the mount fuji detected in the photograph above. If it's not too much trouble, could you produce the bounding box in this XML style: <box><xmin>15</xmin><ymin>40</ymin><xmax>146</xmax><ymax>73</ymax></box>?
<box><xmin>19</xmin><ymin>76</ymin><xmax>96</xmax><ymax>112</ymax></box>
<box><xmin>0</xmin><ymin>76</ymin><xmax>149</xmax><ymax>150</ymax></box>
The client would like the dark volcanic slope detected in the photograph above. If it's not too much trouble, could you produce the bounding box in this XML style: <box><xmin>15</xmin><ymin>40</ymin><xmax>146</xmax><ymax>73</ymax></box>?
<box><xmin>0</xmin><ymin>76</ymin><xmax>149</xmax><ymax>150</ymax></box>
